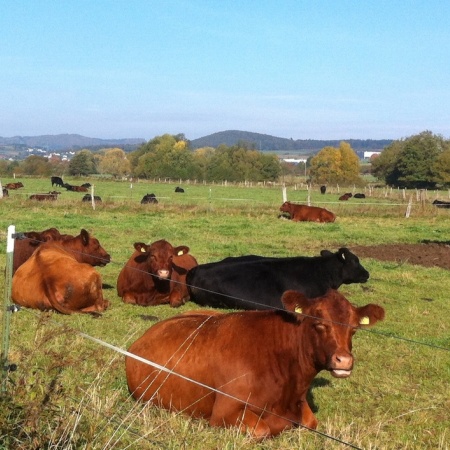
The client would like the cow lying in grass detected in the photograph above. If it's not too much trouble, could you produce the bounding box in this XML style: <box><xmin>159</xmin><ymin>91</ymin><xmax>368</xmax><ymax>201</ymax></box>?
<box><xmin>126</xmin><ymin>289</ymin><xmax>385</xmax><ymax>439</ymax></box>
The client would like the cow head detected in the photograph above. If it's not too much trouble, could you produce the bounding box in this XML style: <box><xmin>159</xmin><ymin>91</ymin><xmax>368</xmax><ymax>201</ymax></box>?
<box><xmin>133</xmin><ymin>240</ymin><xmax>189</xmax><ymax>279</ymax></box>
<box><xmin>279</xmin><ymin>201</ymin><xmax>291</xmax><ymax>213</ymax></box>
<box><xmin>321</xmin><ymin>248</ymin><xmax>370</xmax><ymax>284</ymax></box>
<box><xmin>282</xmin><ymin>289</ymin><xmax>385</xmax><ymax>377</ymax></box>
<box><xmin>75</xmin><ymin>229</ymin><xmax>111</xmax><ymax>267</ymax></box>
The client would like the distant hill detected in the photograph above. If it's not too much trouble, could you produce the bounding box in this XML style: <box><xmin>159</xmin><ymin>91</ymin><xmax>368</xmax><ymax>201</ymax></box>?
<box><xmin>0</xmin><ymin>134</ymin><xmax>145</xmax><ymax>151</ymax></box>
<box><xmin>190</xmin><ymin>130</ymin><xmax>392</xmax><ymax>153</ymax></box>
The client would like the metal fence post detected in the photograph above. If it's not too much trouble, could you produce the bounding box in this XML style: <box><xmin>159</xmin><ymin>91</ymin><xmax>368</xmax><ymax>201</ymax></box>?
<box><xmin>1</xmin><ymin>225</ymin><xmax>15</xmax><ymax>392</ymax></box>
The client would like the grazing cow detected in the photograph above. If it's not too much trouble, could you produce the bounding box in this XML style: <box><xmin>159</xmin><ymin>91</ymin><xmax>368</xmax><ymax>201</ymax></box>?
<box><xmin>279</xmin><ymin>202</ymin><xmax>336</xmax><ymax>223</ymax></box>
<box><xmin>126</xmin><ymin>289</ymin><xmax>385</xmax><ymax>439</ymax></box>
<box><xmin>141</xmin><ymin>193</ymin><xmax>158</xmax><ymax>204</ymax></box>
<box><xmin>353</xmin><ymin>193</ymin><xmax>366</xmax><ymax>199</ymax></box>
<box><xmin>29</xmin><ymin>193</ymin><xmax>58</xmax><ymax>201</ymax></box>
<box><xmin>320</xmin><ymin>185</ymin><xmax>326</xmax><ymax>194</ymax></box>
<box><xmin>5</xmin><ymin>182</ymin><xmax>24</xmax><ymax>190</ymax></box>
<box><xmin>51</xmin><ymin>176</ymin><xmax>64</xmax><ymax>187</ymax></box>
<box><xmin>12</xmin><ymin>229</ymin><xmax>111</xmax><ymax>314</ymax></box>
<box><xmin>12</xmin><ymin>227</ymin><xmax>68</xmax><ymax>274</ymax></box>
<box><xmin>187</xmin><ymin>247</ymin><xmax>369</xmax><ymax>310</ymax></box>
<box><xmin>339</xmin><ymin>193</ymin><xmax>352</xmax><ymax>201</ymax></box>
<box><xmin>175</xmin><ymin>186</ymin><xmax>185</xmax><ymax>193</ymax></box>
<box><xmin>432</xmin><ymin>199</ymin><xmax>450</xmax><ymax>208</ymax></box>
<box><xmin>117</xmin><ymin>240</ymin><xmax>197</xmax><ymax>307</ymax></box>
<box><xmin>82</xmin><ymin>194</ymin><xmax>102</xmax><ymax>202</ymax></box>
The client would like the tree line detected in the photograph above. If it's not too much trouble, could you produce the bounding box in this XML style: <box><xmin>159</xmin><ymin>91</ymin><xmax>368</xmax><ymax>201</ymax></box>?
<box><xmin>1</xmin><ymin>131</ymin><xmax>449</xmax><ymax>188</ymax></box>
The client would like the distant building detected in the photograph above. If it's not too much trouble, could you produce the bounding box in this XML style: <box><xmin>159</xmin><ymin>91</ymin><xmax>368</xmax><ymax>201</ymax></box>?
<box><xmin>364</xmin><ymin>151</ymin><xmax>381</xmax><ymax>159</ymax></box>
<box><xmin>282</xmin><ymin>158</ymin><xmax>307</xmax><ymax>164</ymax></box>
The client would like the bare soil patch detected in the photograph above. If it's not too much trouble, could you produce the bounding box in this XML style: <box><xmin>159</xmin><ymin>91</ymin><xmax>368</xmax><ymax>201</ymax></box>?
<box><xmin>350</xmin><ymin>242</ymin><xmax>450</xmax><ymax>270</ymax></box>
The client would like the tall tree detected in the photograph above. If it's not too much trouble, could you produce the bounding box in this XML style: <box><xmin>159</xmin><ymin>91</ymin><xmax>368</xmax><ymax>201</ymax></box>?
<box><xmin>68</xmin><ymin>150</ymin><xmax>97</xmax><ymax>176</ymax></box>
<box><xmin>372</xmin><ymin>131</ymin><xmax>450</xmax><ymax>188</ymax></box>
<box><xmin>309</xmin><ymin>142</ymin><xmax>362</xmax><ymax>185</ymax></box>
<box><xmin>98</xmin><ymin>148</ymin><xmax>131</xmax><ymax>178</ymax></box>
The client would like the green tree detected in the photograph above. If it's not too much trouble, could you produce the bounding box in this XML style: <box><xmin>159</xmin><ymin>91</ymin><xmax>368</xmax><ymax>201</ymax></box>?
<box><xmin>372</xmin><ymin>131</ymin><xmax>450</xmax><ymax>188</ymax></box>
<box><xmin>68</xmin><ymin>150</ymin><xmax>97</xmax><ymax>176</ymax></box>
<box><xmin>97</xmin><ymin>148</ymin><xmax>131</xmax><ymax>178</ymax></box>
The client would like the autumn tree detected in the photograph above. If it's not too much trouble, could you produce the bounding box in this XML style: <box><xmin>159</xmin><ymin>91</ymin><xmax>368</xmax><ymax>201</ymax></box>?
<box><xmin>309</xmin><ymin>142</ymin><xmax>363</xmax><ymax>185</ymax></box>
<box><xmin>15</xmin><ymin>155</ymin><xmax>52</xmax><ymax>176</ymax></box>
<box><xmin>97</xmin><ymin>148</ymin><xmax>131</xmax><ymax>178</ymax></box>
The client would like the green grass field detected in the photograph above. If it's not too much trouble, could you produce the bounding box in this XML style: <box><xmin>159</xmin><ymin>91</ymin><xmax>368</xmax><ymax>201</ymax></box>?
<box><xmin>0</xmin><ymin>176</ymin><xmax>449</xmax><ymax>449</ymax></box>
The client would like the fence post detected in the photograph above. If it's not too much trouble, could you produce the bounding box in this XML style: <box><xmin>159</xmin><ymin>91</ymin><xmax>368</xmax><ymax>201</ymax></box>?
<box><xmin>405</xmin><ymin>196</ymin><xmax>413</xmax><ymax>218</ymax></box>
<box><xmin>1</xmin><ymin>225</ymin><xmax>16</xmax><ymax>392</ymax></box>
<box><xmin>90</xmin><ymin>185</ymin><xmax>95</xmax><ymax>210</ymax></box>
<box><xmin>282</xmin><ymin>184</ymin><xmax>287</xmax><ymax>203</ymax></box>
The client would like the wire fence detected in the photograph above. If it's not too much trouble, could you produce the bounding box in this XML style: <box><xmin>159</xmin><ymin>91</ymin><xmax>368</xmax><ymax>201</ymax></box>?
<box><xmin>1</xmin><ymin>229</ymin><xmax>449</xmax><ymax>448</ymax></box>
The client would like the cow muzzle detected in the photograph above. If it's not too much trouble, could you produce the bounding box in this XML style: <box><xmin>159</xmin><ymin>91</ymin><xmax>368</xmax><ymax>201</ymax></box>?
<box><xmin>157</xmin><ymin>269</ymin><xmax>170</xmax><ymax>279</ymax></box>
<box><xmin>329</xmin><ymin>353</ymin><xmax>353</xmax><ymax>378</ymax></box>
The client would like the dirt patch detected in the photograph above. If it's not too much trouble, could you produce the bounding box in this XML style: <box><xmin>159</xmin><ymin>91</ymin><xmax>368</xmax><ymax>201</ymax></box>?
<box><xmin>350</xmin><ymin>242</ymin><xmax>450</xmax><ymax>270</ymax></box>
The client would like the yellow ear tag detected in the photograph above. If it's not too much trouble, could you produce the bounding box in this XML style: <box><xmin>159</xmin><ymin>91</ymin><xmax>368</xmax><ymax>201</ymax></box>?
<box><xmin>141</xmin><ymin>247</ymin><xmax>146</xmax><ymax>253</ymax></box>
<box><xmin>177</xmin><ymin>250</ymin><xmax>184</xmax><ymax>256</ymax></box>
<box><xmin>360</xmin><ymin>316</ymin><xmax>370</xmax><ymax>325</ymax></box>
<box><xmin>295</xmin><ymin>307</ymin><xmax>302</xmax><ymax>314</ymax></box>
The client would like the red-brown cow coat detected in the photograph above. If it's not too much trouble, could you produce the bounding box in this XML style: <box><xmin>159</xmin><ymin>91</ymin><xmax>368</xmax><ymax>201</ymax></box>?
<box><xmin>12</xmin><ymin>229</ymin><xmax>111</xmax><ymax>314</ymax></box>
<box><xmin>279</xmin><ymin>201</ymin><xmax>336</xmax><ymax>223</ymax></box>
<box><xmin>13</xmin><ymin>227</ymin><xmax>68</xmax><ymax>274</ymax></box>
<box><xmin>126</xmin><ymin>289</ymin><xmax>385</xmax><ymax>439</ymax></box>
<box><xmin>117</xmin><ymin>239</ymin><xmax>197</xmax><ymax>307</ymax></box>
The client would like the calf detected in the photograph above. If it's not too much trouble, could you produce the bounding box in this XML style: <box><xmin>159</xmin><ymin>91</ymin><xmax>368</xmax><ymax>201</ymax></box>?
<box><xmin>187</xmin><ymin>247</ymin><xmax>369</xmax><ymax>310</ymax></box>
<box><xmin>354</xmin><ymin>193</ymin><xmax>366</xmax><ymax>199</ymax></box>
<box><xmin>175</xmin><ymin>186</ymin><xmax>185</xmax><ymax>193</ymax></box>
<box><xmin>117</xmin><ymin>239</ymin><xmax>197</xmax><ymax>307</ymax></box>
<box><xmin>126</xmin><ymin>289</ymin><xmax>385</xmax><ymax>439</ymax></box>
<box><xmin>279</xmin><ymin>201</ymin><xmax>336</xmax><ymax>223</ymax></box>
<box><xmin>29</xmin><ymin>193</ymin><xmax>58</xmax><ymax>201</ymax></box>
<box><xmin>339</xmin><ymin>193</ymin><xmax>352</xmax><ymax>201</ymax></box>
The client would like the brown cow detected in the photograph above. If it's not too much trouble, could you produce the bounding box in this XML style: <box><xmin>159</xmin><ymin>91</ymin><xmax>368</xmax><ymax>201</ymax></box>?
<box><xmin>279</xmin><ymin>201</ymin><xmax>336</xmax><ymax>223</ymax></box>
<box><xmin>339</xmin><ymin>193</ymin><xmax>352</xmax><ymax>201</ymax></box>
<box><xmin>12</xmin><ymin>229</ymin><xmax>110</xmax><ymax>314</ymax></box>
<box><xmin>12</xmin><ymin>227</ymin><xmax>67</xmax><ymax>274</ymax></box>
<box><xmin>5</xmin><ymin>182</ymin><xmax>24</xmax><ymax>189</ymax></box>
<box><xmin>126</xmin><ymin>289</ymin><xmax>385</xmax><ymax>439</ymax></box>
<box><xmin>117</xmin><ymin>239</ymin><xmax>197</xmax><ymax>307</ymax></box>
<box><xmin>29</xmin><ymin>193</ymin><xmax>58</xmax><ymax>201</ymax></box>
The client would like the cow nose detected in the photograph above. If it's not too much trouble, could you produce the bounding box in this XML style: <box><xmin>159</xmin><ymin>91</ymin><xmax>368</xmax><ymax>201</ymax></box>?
<box><xmin>158</xmin><ymin>269</ymin><xmax>170</xmax><ymax>279</ymax></box>
<box><xmin>332</xmin><ymin>353</ymin><xmax>353</xmax><ymax>370</ymax></box>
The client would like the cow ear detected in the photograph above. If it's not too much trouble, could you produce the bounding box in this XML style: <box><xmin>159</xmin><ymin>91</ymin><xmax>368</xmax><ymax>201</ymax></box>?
<box><xmin>320</xmin><ymin>249</ymin><xmax>333</xmax><ymax>257</ymax></box>
<box><xmin>281</xmin><ymin>290</ymin><xmax>310</xmax><ymax>316</ymax></box>
<box><xmin>174</xmin><ymin>246</ymin><xmax>189</xmax><ymax>256</ymax></box>
<box><xmin>80</xmin><ymin>229</ymin><xmax>89</xmax><ymax>246</ymax></box>
<box><xmin>357</xmin><ymin>304</ymin><xmax>385</xmax><ymax>327</ymax></box>
<box><xmin>133</xmin><ymin>243</ymin><xmax>148</xmax><ymax>253</ymax></box>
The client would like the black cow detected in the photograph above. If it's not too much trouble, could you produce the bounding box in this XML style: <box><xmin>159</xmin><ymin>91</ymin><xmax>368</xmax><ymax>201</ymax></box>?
<box><xmin>1</xmin><ymin>188</ymin><xmax>8</xmax><ymax>197</ymax></box>
<box><xmin>82</xmin><ymin>194</ymin><xmax>102</xmax><ymax>202</ymax></box>
<box><xmin>141</xmin><ymin>193</ymin><xmax>158</xmax><ymax>204</ymax></box>
<box><xmin>81</xmin><ymin>183</ymin><xmax>91</xmax><ymax>188</ymax></box>
<box><xmin>51</xmin><ymin>176</ymin><xmax>64</xmax><ymax>187</ymax></box>
<box><xmin>354</xmin><ymin>193</ymin><xmax>366</xmax><ymax>199</ymax></box>
<box><xmin>175</xmin><ymin>186</ymin><xmax>185</xmax><ymax>193</ymax></box>
<box><xmin>432</xmin><ymin>199</ymin><xmax>450</xmax><ymax>208</ymax></box>
<box><xmin>320</xmin><ymin>185</ymin><xmax>326</xmax><ymax>194</ymax></box>
<box><xmin>187</xmin><ymin>248</ymin><xmax>369</xmax><ymax>310</ymax></box>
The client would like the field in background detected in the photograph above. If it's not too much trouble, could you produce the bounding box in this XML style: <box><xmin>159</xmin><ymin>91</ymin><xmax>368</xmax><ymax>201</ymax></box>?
<box><xmin>0</xmin><ymin>177</ymin><xmax>449</xmax><ymax>449</ymax></box>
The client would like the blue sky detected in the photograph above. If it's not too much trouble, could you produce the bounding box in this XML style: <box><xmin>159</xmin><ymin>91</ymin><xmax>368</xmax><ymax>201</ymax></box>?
<box><xmin>1</xmin><ymin>1</ymin><xmax>449</xmax><ymax>141</ymax></box>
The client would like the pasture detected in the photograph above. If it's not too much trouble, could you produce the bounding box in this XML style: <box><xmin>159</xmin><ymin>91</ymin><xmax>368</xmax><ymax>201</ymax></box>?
<box><xmin>0</xmin><ymin>176</ymin><xmax>449</xmax><ymax>449</ymax></box>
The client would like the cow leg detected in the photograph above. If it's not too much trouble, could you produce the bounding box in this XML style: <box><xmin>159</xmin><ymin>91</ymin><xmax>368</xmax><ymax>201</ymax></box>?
<box><xmin>209</xmin><ymin>402</ymin><xmax>272</xmax><ymax>440</ymax></box>
<box><xmin>299</xmin><ymin>398</ymin><xmax>318</xmax><ymax>429</ymax></box>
